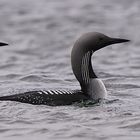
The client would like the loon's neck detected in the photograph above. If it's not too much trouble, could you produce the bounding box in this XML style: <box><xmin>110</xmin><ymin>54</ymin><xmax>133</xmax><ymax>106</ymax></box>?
<box><xmin>71</xmin><ymin>44</ymin><xmax>107</xmax><ymax>99</ymax></box>
<box><xmin>71</xmin><ymin>46</ymin><xmax>96</xmax><ymax>91</ymax></box>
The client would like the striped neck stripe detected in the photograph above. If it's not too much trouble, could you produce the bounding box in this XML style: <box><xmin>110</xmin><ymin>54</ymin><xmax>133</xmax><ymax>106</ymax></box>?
<box><xmin>81</xmin><ymin>52</ymin><xmax>91</xmax><ymax>85</ymax></box>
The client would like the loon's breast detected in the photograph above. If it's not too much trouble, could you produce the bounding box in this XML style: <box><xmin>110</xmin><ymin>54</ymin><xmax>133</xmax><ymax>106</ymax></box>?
<box><xmin>0</xmin><ymin>90</ymin><xmax>89</xmax><ymax>106</ymax></box>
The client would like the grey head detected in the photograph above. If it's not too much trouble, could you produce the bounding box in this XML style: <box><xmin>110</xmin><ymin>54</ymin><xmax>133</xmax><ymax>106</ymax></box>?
<box><xmin>71</xmin><ymin>32</ymin><xmax>130</xmax><ymax>94</ymax></box>
<box><xmin>72</xmin><ymin>32</ymin><xmax>130</xmax><ymax>53</ymax></box>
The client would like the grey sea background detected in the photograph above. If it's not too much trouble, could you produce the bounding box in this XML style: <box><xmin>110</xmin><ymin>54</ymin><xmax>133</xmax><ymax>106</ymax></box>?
<box><xmin>0</xmin><ymin>0</ymin><xmax>139</xmax><ymax>139</ymax></box>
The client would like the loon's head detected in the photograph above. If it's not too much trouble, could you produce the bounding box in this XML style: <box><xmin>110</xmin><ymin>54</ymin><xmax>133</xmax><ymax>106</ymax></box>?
<box><xmin>74</xmin><ymin>32</ymin><xmax>130</xmax><ymax>53</ymax></box>
<box><xmin>71</xmin><ymin>32</ymin><xmax>130</xmax><ymax>100</ymax></box>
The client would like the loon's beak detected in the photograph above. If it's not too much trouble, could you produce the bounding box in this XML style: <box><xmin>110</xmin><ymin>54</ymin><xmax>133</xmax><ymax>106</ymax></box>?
<box><xmin>109</xmin><ymin>38</ymin><xmax>130</xmax><ymax>45</ymax></box>
<box><xmin>0</xmin><ymin>42</ymin><xmax>8</xmax><ymax>46</ymax></box>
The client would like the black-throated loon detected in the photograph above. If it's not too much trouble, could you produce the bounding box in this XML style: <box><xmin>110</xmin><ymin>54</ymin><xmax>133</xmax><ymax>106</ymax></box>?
<box><xmin>0</xmin><ymin>32</ymin><xmax>130</xmax><ymax>106</ymax></box>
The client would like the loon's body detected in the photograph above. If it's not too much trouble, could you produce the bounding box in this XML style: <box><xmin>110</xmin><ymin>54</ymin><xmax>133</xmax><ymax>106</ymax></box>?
<box><xmin>0</xmin><ymin>32</ymin><xmax>129</xmax><ymax>106</ymax></box>
<box><xmin>0</xmin><ymin>90</ymin><xmax>89</xmax><ymax>106</ymax></box>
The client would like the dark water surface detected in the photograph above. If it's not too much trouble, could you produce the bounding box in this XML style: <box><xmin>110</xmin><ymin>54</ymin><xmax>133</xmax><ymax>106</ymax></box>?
<box><xmin>0</xmin><ymin>0</ymin><xmax>139</xmax><ymax>139</ymax></box>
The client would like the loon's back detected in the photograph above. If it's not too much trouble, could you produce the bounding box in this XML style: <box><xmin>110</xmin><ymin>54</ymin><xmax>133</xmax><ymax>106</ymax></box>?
<box><xmin>0</xmin><ymin>90</ymin><xmax>89</xmax><ymax>106</ymax></box>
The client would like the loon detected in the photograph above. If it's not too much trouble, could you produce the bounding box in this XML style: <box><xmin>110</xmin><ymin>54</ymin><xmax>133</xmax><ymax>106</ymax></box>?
<box><xmin>0</xmin><ymin>32</ymin><xmax>130</xmax><ymax>106</ymax></box>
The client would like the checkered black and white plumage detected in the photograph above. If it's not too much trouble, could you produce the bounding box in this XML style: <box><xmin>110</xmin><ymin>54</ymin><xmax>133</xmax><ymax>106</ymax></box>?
<box><xmin>0</xmin><ymin>89</ymin><xmax>89</xmax><ymax>106</ymax></box>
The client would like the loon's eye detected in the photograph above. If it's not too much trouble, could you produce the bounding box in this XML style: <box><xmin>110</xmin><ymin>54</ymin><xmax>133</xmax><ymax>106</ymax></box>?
<box><xmin>99</xmin><ymin>37</ymin><xmax>103</xmax><ymax>41</ymax></box>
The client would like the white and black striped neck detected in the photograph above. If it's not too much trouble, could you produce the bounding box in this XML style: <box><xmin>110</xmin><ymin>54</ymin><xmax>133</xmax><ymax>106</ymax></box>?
<box><xmin>81</xmin><ymin>51</ymin><xmax>96</xmax><ymax>85</ymax></box>
<box><xmin>71</xmin><ymin>46</ymin><xmax>98</xmax><ymax>93</ymax></box>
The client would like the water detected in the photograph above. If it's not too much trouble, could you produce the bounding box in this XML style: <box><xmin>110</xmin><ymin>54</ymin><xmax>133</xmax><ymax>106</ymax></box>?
<box><xmin>0</xmin><ymin>0</ymin><xmax>139</xmax><ymax>139</ymax></box>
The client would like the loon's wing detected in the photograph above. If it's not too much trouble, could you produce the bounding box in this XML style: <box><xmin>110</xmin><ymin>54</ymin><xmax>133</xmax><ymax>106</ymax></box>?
<box><xmin>0</xmin><ymin>90</ymin><xmax>89</xmax><ymax>106</ymax></box>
